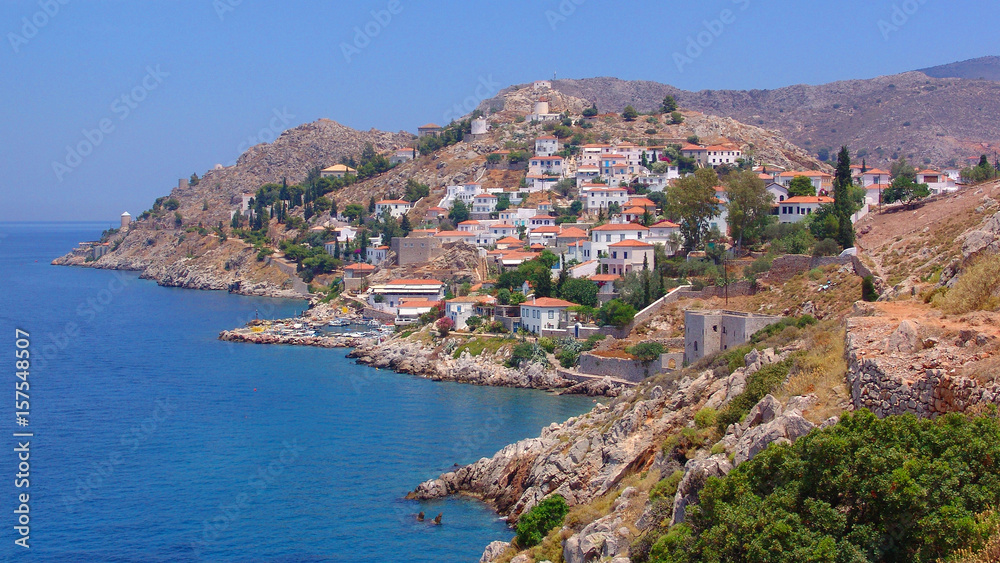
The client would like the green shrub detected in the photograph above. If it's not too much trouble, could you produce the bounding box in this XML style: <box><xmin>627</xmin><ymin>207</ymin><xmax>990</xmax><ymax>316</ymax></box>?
<box><xmin>628</xmin><ymin>341</ymin><xmax>665</xmax><ymax>362</ymax></box>
<box><xmin>862</xmin><ymin>275</ymin><xmax>879</xmax><ymax>302</ymax></box>
<box><xmin>649</xmin><ymin>471</ymin><xmax>685</xmax><ymax>502</ymax></box>
<box><xmin>716</xmin><ymin>359</ymin><xmax>793</xmax><ymax>432</ymax></box>
<box><xmin>650</xmin><ymin>411</ymin><xmax>1000</xmax><ymax>563</ymax></box>
<box><xmin>749</xmin><ymin>315</ymin><xmax>816</xmax><ymax>344</ymax></box>
<box><xmin>812</xmin><ymin>237</ymin><xmax>840</xmax><ymax>257</ymax></box>
<box><xmin>694</xmin><ymin>407</ymin><xmax>718</xmax><ymax>429</ymax></box>
<box><xmin>537</xmin><ymin>337</ymin><xmax>556</xmax><ymax>354</ymax></box>
<box><xmin>516</xmin><ymin>495</ymin><xmax>569</xmax><ymax>548</ymax></box>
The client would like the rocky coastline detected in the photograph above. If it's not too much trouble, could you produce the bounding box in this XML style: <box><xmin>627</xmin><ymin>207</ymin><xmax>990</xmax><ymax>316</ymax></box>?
<box><xmin>406</xmin><ymin>347</ymin><xmax>841</xmax><ymax>563</ymax></box>
<box><xmin>218</xmin><ymin>329</ymin><xmax>374</xmax><ymax>348</ymax></box>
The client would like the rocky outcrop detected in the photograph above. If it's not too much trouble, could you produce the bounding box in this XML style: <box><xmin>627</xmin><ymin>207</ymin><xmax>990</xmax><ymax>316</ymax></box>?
<box><xmin>219</xmin><ymin>330</ymin><xmax>371</xmax><ymax>348</ymax></box>
<box><xmin>670</xmin><ymin>455</ymin><xmax>732</xmax><ymax>525</ymax></box>
<box><xmin>348</xmin><ymin>338</ymin><xmax>573</xmax><ymax>391</ymax></box>
<box><xmin>408</xmin><ymin>348</ymin><xmax>792</xmax><ymax>523</ymax></box>
<box><xmin>563</xmin><ymin>487</ymin><xmax>642</xmax><ymax>563</ymax></box>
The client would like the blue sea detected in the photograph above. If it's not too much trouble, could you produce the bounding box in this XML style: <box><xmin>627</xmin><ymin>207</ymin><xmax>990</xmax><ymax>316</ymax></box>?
<box><xmin>0</xmin><ymin>223</ymin><xmax>595</xmax><ymax>562</ymax></box>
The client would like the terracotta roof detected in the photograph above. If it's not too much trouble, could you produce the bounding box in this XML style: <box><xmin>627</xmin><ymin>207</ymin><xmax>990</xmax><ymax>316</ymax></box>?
<box><xmin>609</xmin><ymin>239</ymin><xmax>653</xmax><ymax>247</ymax></box>
<box><xmin>628</xmin><ymin>197</ymin><xmax>656</xmax><ymax>206</ymax></box>
<box><xmin>651</xmin><ymin>220</ymin><xmax>680</xmax><ymax>228</ymax></box>
<box><xmin>623</xmin><ymin>207</ymin><xmax>647</xmax><ymax>215</ymax></box>
<box><xmin>398</xmin><ymin>299</ymin><xmax>444</xmax><ymax>308</ymax></box>
<box><xmin>344</xmin><ymin>263</ymin><xmax>376</xmax><ymax>270</ymax></box>
<box><xmin>589</xmin><ymin>274</ymin><xmax>621</xmax><ymax>282</ymax></box>
<box><xmin>418</xmin><ymin>123</ymin><xmax>442</xmax><ymax>129</ymax></box>
<box><xmin>557</xmin><ymin>227</ymin><xmax>588</xmax><ymax>238</ymax></box>
<box><xmin>376</xmin><ymin>199</ymin><xmax>410</xmax><ymax>205</ymax></box>
<box><xmin>458</xmin><ymin>220</ymin><xmax>480</xmax><ymax>225</ymax></box>
<box><xmin>917</xmin><ymin>169</ymin><xmax>941</xmax><ymax>175</ymax></box>
<box><xmin>476</xmin><ymin>193</ymin><xmax>498</xmax><ymax>198</ymax></box>
<box><xmin>496</xmin><ymin>236</ymin><xmax>525</xmax><ymax>245</ymax></box>
<box><xmin>523</xmin><ymin>297</ymin><xmax>575</xmax><ymax>308</ymax></box>
<box><xmin>529</xmin><ymin>243</ymin><xmax>546</xmax><ymax>249</ymax></box>
<box><xmin>536</xmin><ymin>135</ymin><xmax>557</xmax><ymax>140</ymax></box>
<box><xmin>427</xmin><ymin>206</ymin><xmax>447</xmax><ymax>212</ymax></box>
<box><xmin>435</xmin><ymin>230</ymin><xmax>476</xmax><ymax>237</ymax></box>
<box><xmin>531</xmin><ymin>155</ymin><xmax>564</xmax><ymax>160</ymax></box>
<box><xmin>531</xmin><ymin>226</ymin><xmax>561</xmax><ymax>234</ymax></box>
<box><xmin>865</xmin><ymin>168</ymin><xmax>891</xmax><ymax>175</ymax></box>
<box><xmin>591</xmin><ymin>223</ymin><xmax>650</xmax><ymax>231</ymax></box>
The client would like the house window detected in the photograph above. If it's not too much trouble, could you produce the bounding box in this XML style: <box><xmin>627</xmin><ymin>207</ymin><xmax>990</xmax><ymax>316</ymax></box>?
<box><xmin>713</xmin><ymin>325</ymin><xmax>718</xmax><ymax>332</ymax></box>
<box><xmin>548</xmin><ymin>311</ymin><xmax>554</xmax><ymax>319</ymax></box>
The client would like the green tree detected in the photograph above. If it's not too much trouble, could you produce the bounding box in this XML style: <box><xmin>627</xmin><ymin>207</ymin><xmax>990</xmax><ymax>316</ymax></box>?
<box><xmin>670</xmin><ymin>111</ymin><xmax>684</xmax><ymax>125</ymax></box>
<box><xmin>890</xmin><ymin>156</ymin><xmax>917</xmax><ymax>183</ymax></box>
<box><xmin>403</xmin><ymin>178</ymin><xmax>430</xmax><ymax>201</ymax></box>
<box><xmin>368</xmin><ymin>196</ymin><xmax>376</xmax><ymax>213</ymax></box>
<box><xmin>599</xmin><ymin>299</ymin><xmax>636</xmax><ymax>329</ymax></box>
<box><xmin>883</xmin><ymin>177</ymin><xmax>931</xmax><ymax>207</ymax></box>
<box><xmin>622</xmin><ymin>105</ymin><xmax>639</xmax><ymax>121</ymax></box>
<box><xmin>495</xmin><ymin>193</ymin><xmax>510</xmax><ymax>212</ymax></box>
<box><xmin>342</xmin><ymin>203</ymin><xmax>365</xmax><ymax>222</ymax></box>
<box><xmin>399</xmin><ymin>213</ymin><xmax>412</xmax><ymax>235</ymax></box>
<box><xmin>666</xmin><ymin>168</ymin><xmax>719</xmax><ymax>252</ymax></box>
<box><xmin>448</xmin><ymin>199</ymin><xmax>470</xmax><ymax>224</ymax></box>
<box><xmin>627</xmin><ymin>341</ymin><xmax>664</xmax><ymax>362</ymax></box>
<box><xmin>725</xmin><ymin>169</ymin><xmax>774</xmax><ymax>251</ymax></box>
<box><xmin>661</xmin><ymin>95</ymin><xmax>678</xmax><ymax>113</ymax></box>
<box><xmin>787</xmin><ymin>175</ymin><xmax>817</xmax><ymax>197</ymax></box>
<box><xmin>559</xmin><ymin>278</ymin><xmax>598</xmax><ymax>308</ymax></box>
<box><xmin>832</xmin><ymin>146</ymin><xmax>855</xmax><ymax>249</ymax></box>
<box><xmin>582</xmin><ymin>104</ymin><xmax>598</xmax><ymax>117</ymax></box>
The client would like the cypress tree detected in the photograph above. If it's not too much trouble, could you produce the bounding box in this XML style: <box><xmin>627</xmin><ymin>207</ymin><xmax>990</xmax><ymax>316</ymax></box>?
<box><xmin>833</xmin><ymin>146</ymin><xmax>855</xmax><ymax>249</ymax></box>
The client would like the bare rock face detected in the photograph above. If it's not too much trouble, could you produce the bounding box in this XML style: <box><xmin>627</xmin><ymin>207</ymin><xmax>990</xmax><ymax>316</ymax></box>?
<box><xmin>885</xmin><ymin>320</ymin><xmax>921</xmax><ymax>354</ymax></box>
<box><xmin>563</xmin><ymin>487</ymin><xmax>641</xmax><ymax>563</ymax></box>
<box><xmin>479</xmin><ymin>541</ymin><xmax>510</xmax><ymax>563</ymax></box>
<box><xmin>726</xmin><ymin>394</ymin><xmax>817</xmax><ymax>466</ymax></box>
<box><xmin>670</xmin><ymin>455</ymin><xmax>733</xmax><ymax>525</ymax></box>
<box><xmin>962</xmin><ymin>211</ymin><xmax>1000</xmax><ymax>260</ymax></box>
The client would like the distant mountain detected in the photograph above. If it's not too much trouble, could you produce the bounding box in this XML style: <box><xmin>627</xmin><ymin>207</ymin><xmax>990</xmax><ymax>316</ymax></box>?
<box><xmin>547</xmin><ymin>61</ymin><xmax>1000</xmax><ymax>167</ymax></box>
<box><xmin>918</xmin><ymin>56</ymin><xmax>1000</xmax><ymax>81</ymax></box>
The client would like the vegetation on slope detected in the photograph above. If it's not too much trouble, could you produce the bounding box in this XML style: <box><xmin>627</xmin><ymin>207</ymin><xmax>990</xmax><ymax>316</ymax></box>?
<box><xmin>646</xmin><ymin>410</ymin><xmax>1000</xmax><ymax>563</ymax></box>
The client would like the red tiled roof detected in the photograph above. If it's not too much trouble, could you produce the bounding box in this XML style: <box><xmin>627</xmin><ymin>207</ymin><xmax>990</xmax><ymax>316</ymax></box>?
<box><xmin>783</xmin><ymin>196</ymin><xmax>834</xmax><ymax>204</ymax></box>
<box><xmin>609</xmin><ymin>239</ymin><xmax>653</xmax><ymax>247</ymax></box>
<box><xmin>524</xmin><ymin>297</ymin><xmax>575</xmax><ymax>308</ymax></box>
<box><xmin>591</xmin><ymin>223</ymin><xmax>650</xmax><ymax>231</ymax></box>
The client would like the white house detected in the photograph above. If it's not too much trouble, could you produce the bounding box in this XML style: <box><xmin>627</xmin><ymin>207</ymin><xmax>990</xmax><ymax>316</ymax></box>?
<box><xmin>916</xmin><ymin>169</ymin><xmax>957</xmax><ymax>194</ymax></box>
<box><xmin>584</xmin><ymin>186</ymin><xmax>629</xmax><ymax>211</ymax></box>
<box><xmin>601</xmin><ymin>239</ymin><xmax>654</xmax><ymax>276</ymax></box>
<box><xmin>647</xmin><ymin>220</ymin><xmax>682</xmax><ymax>255</ymax></box>
<box><xmin>575</xmin><ymin>165</ymin><xmax>601</xmax><ymax>186</ymax></box>
<box><xmin>535</xmin><ymin>136</ymin><xmax>560</xmax><ymax>157</ymax></box>
<box><xmin>638</xmin><ymin>169</ymin><xmax>680</xmax><ymax>192</ymax></box>
<box><xmin>778</xmin><ymin>171</ymin><xmax>834</xmax><ymax>193</ymax></box>
<box><xmin>369</xmin><ymin>245</ymin><xmax>389</xmax><ymax>265</ymax></box>
<box><xmin>488</xmin><ymin>223</ymin><xmax>518</xmax><ymax>238</ymax></box>
<box><xmin>457</xmin><ymin>220</ymin><xmax>485</xmax><ymax>233</ymax></box>
<box><xmin>529</xmin><ymin>214</ymin><xmax>557</xmax><ymax>229</ymax></box>
<box><xmin>472</xmin><ymin>193</ymin><xmax>498</xmax><ymax>214</ymax></box>
<box><xmin>861</xmin><ymin>169</ymin><xmax>892</xmax><ymax>187</ymax></box>
<box><xmin>528</xmin><ymin>155</ymin><xmax>565</xmax><ymax>176</ymax></box>
<box><xmin>520</xmin><ymin>297</ymin><xmax>575</xmax><ymax>334</ymax></box>
<box><xmin>704</xmin><ymin>144</ymin><xmax>742</xmax><ymax>166</ymax></box>
<box><xmin>766</xmin><ymin>182</ymin><xmax>789</xmax><ymax>203</ymax></box>
<box><xmin>584</xmin><ymin>223</ymin><xmax>649</xmax><ymax>260</ymax></box>
<box><xmin>498</xmin><ymin>208</ymin><xmax>536</xmax><ymax>228</ymax></box>
<box><xmin>396</xmin><ymin>299</ymin><xmax>443</xmax><ymax>325</ymax></box>
<box><xmin>442</xmin><ymin>183</ymin><xmax>484</xmax><ymax>207</ymax></box>
<box><xmin>777</xmin><ymin>196</ymin><xmax>834</xmax><ymax>224</ymax></box>
<box><xmin>374</xmin><ymin>199</ymin><xmax>413</xmax><ymax>219</ymax></box>
<box><xmin>445</xmin><ymin>296</ymin><xmax>494</xmax><ymax>330</ymax></box>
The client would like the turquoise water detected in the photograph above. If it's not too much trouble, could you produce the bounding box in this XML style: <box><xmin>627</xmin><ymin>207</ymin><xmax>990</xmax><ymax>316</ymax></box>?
<box><xmin>0</xmin><ymin>223</ymin><xmax>595</xmax><ymax>562</ymax></box>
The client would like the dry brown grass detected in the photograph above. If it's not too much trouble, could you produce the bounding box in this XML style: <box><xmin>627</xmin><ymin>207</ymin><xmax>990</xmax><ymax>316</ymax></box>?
<box><xmin>940</xmin><ymin>254</ymin><xmax>1000</xmax><ymax>314</ymax></box>
<box><xmin>774</xmin><ymin>321</ymin><xmax>850</xmax><ymax>424</ymax></box>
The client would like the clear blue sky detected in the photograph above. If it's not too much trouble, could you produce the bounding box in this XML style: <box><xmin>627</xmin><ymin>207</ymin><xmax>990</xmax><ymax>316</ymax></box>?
<box><xmin>3</xmin><ymin>0</ymin><xmax>997</xmax><ymax>222</ymax></box>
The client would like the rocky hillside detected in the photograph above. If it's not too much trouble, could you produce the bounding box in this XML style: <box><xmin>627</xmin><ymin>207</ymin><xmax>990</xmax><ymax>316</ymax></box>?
<box><xmin>545</xmin><ymin>61</ymin><xmax>1000</xmax><ymax>167</ymax></box>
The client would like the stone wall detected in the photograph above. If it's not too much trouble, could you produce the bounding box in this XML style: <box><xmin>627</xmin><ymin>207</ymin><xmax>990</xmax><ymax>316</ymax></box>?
<box><xmin>577</xmin><ymin>352</ymin><xmax>653</xmax><ymax>383</ymax></box>
<box><xmin>846</xmin><ymin>318</ymin><xmax>1000</xmax><ymax>417</ymax></box>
